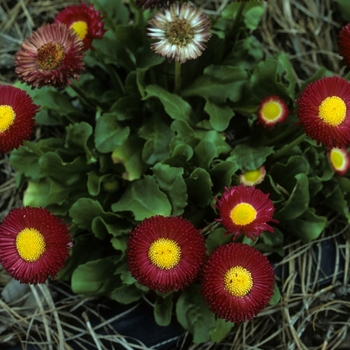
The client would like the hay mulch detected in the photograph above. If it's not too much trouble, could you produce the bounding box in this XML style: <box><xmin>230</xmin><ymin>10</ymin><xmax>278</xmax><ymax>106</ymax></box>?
<box><xmin>0</xmin><ymin>0</ymin><xmax>350</xmax><ymax>349</ymax></box>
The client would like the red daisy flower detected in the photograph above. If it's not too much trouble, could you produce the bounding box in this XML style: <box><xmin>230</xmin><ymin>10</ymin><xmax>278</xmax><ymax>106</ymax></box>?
<box><xmin>328</xmin><ymin>147</ymin><xmax>350</xmax><ymax>176</ymax></box>
<box><xmin>0</xmin><ymin>207</ymin><xmax>72</xmax><ymax>284</ymax></box>
<box><xmin>127</xmin><ymin>215</ymin><xmax>206</xmax><ymax>293</ymax></box>
<box><xmin>54</xmin><ymin>2</ymin><xmax>106</xmax><ymax>50</ymax></box>
<box><xmin>215</xmin><ymin>185</ymin><xmax>277</xmax><ymax>240</ymax></box>
<box><xmin>14</xmin><ymin>23</ymin><xmax>85</xmax><ymax>89</ymax></box>
<box><xmin>201</xmin><ymin>243</ymin><xmax>275</xmax><ymax>324</ymax></box>
<box><xmin>239</xmin><ymin>166</ymin><xmax>266</xmax><ymax>187</ymax></box>
<box><xmin>338</xmin><ymin>23</ymin><xmax>350</xmax><ymax>68</ymax></box>
<box><xmin>0</xmin><ymin>85</ymin><xmax>39</xmax><ymax>153</ymax></box>
<box><xmin>257</xmin><ymin>95</ymin><xmax>289</xmax><ymax>128</ymax></box>
<box><xmin>296</xmin><ymin>76</ymin><xmax>350</xmax><ymax>148</ymax></box>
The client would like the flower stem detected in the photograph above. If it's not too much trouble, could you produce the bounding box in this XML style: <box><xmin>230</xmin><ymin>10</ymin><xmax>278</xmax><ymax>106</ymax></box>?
<box><xmin>232</xmin><ymin>2</ymin><xmax>246</xmax><ymax>30</ymax></box>
<box><xmin>70</xmin><ymin>84</ymin><xmax>100</xmax><ymax>110</ymax></box>
<box><xmin>271</xmin><ymin>133</ymin><xmax>308</xmax><ymax>161</ymax></box>
<box><xmin>174</xmin><ymin>61</ymin><xmax>182</xmax><ymax>95</ymax></box>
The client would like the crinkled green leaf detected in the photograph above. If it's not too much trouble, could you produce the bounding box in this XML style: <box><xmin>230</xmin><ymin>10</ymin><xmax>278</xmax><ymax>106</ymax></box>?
<box><xmin>95</xmin><ymin>113</ymin><xmax>130</xmax><ymax>153</ymax></box>
<box><xmin>65</xmin><ymin>122</ymin><xmax>96</xmax><ymax>164</ymax></box>
<box><xmin>209</xmin><ymin>318</ymin><xmax>234</xmax><ymax>343</ymax></box>
<box><xmin>228</xmin><ymin>144</ymin><xmax>273</xmax><ymax>171</ymax></box>
<box><xmin>109</xmin><ymin>283</ymin><xmax>145</xmax><ymax>304</ymax></box>
<box><xmin>185</xmin><ymin>168</ymin><xmax>213</xmax><ymax>208</ymax></box>
<box><xmin>152</xmin><ymin>163</ymin><xmax>187</xmax><ymax>215</ymax></box>
<box><xmin>194</xmin><ymin>141</ymin><xmax>217</xmax><ymax>170</ymax></box>
<box><xmin>72</xmin><ymin>257</ymin><xmax>117</xmax><ymax>296</ymax></box>
<box><xmin>205</xmin><ymin>228</ymin><xmax>232</xmax><ymax>253</ymax></box>
<box><xmin>210</xmin><ymin>160</ymin><xmax>239</xmax><ymax>192</ymax></box>
<box><xmin>144</xmin><ymin>85</ymin><xmax>192</xmax><ymax>122</ymax></box>
<box><xmin>275</xmin><ymin>173</ymin><xmax>309</xmax><ymax>220</ymax></box>
<box><xmin>204</xmin><ymin>99</ymin><xmax>235</xmax><ymax>132</ymax></box>
<box><xmin>154</xmin><ymin>295</ymin><xmax>173</xmax><ymax>327</ymax></box>
<box><xmin>139</xmin><ymin>115</ymin><xmax>174</xmax><ymax>164</ymax></box>
<box><xmin>111</xmin><ymin>175</ymin><xmax>172</xmax><ymax>220</ymax></box>
<box><xmin>170</xmin><ymin>119</ymin><xmax>198</xmax><ymax>151</ymax></box>
<box><xmin>163</xmin><ymin>143</ymin><xmax>194</xmax><ymax>167</ymax></box>
<box><xmin>182</xmin><ymin>65</ymin><xmax>248</xmax><ymax>104</ymax></box>
<box><xmin>111</xmin><ymin>135</ymin><xmax>147</xmax><ymax>181</ymax></box>
<box><xmin>269</xmin><ymin>283</ymin><xmax>281</xmax><ymax>306</ymax></box>
<box><xmin>92</xmin><ymin>0</ymin><xmax>129</xmax><ymax>27</ymax></box>
<box><xmin>285</xmin><ymin>209</ymin><xmax>327</xmax><ymax>243</ymax></box>
<box><xmin>176</xmin><ymin>285</ymin><xmax>216</xmax><ymax>344</ymax></box>
<box><xmin>335</xmin><ymin>0</ymin><xmax>350</xmax><ymax>21</ymax></box>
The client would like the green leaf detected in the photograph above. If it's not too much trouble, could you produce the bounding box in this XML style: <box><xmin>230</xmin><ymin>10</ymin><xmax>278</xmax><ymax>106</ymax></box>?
<box><xmin>144</xmin><ymin>85</ymin><xmax>192</xmax><ymax>122</ymax></box>
<box><xmin>71</xmin><ymin>257</ymin><xmax>117</xmax><ymax>296</ymax></box>
<box><xmin>111</xmin><ymin>175</ymin><xmax>172</xmax><ymax>220</ymax></box>
<box><xmin>111</xmin><ymin>135</ymin><xmax>147</xmax><ymax>181</ymax></box>
<box><xmin>65</xmin><ymin>122</ymin><xmax>96</xmax><ymax>164</ymax></box>
<box><xmin>251</xmin><ymin>57</ymin><xmax>292</xmax><ymax>101</ymax></box>
<box><xmin>39</xmin><ymin>153</ymin><xmax>90</xmax><ymax>184</ymax></box>
<box><xmin>228</xmin><ymin>144</ymin><xmax>273</xmax><ymax>171</ymax></box>
<box><xmin>95</xmin><ymin>113</ymin><xmax>130</xmax><ymax>153</ymax></box>
<box><xmin>170</xmin><ymin>119</ymin><xmax>197</xmax><ymax>151</ymax></box>
<box><xmin>209</xmin><ymin>318</ymin><xmax>234</xmax><ymax>343</ymax></box>
<box><xmin>185</xmin><ymin>168</ymin><xmax>213</xmax><ymax>208</ymax></box>
<box><xmin>269</xmin><ymin>283</ymin><xmax>281</xmax><ymax>305</ymax></box>
<box><xmin>205</xmin><ymin>228</ymin><xmax>232</xmax><ymax>253</ymax></box>
<box><xmin>69</xmin><ymin>198</ymin><xmax>120</xmax><ymax>234</ymax></box>
<box><xmin>210</xmin><ymin>160</ymin><xmax>239</xmax><ymax>192</ymax></box>
<box><xmin>139</xmin><ymin>114</ymin><xmax>174</xmax><ymax>164</ymax></box>
<box><xmin>154</xmin><ymin>295</ymin><xmax>173</xmax><ymax>327</ymax></box>
<box><xmin>275</xmin><ymin>173</ymin><xmax>309</xmax><ymax>220</ymax></box>
<box><xmin>204</xmin><ymin>99</ymin><xmax>234</xmax><ymax>132</ymax></box>
<box><xmin>176</xmin><ymin>285</ymin><xmax>216</xmax><ymax>344</ymax></box>
<box><xmin>285</xmin><ymin>209</ymin><xmax>327</xmax><ymax>243</ymax></box>
<box><xmin>193</xmin><ymin>141</ymin><xmax>217</xmax><ymax>170</ymax></box>
<box><xmin>152</xmin><ymin>163</ymin><xmax>187</xmax><ymax>215</ymax></box>
<box><xmin>109</xmin><ymin>283</ymin><xmax>145</xmax><ymax>304</ymax></box>
<box><xmin>335</xmin><ymin>0</ymin><xmax>350</xmax><ymax>21</ymax></box>
<box><xmin>92</xmin><ymin>0</ymin><xmax>129</xmax><ymax>27</ymax></box>
<box><xmin>182</xmin><ymin>65</ymin><xmax>248</xmax><ymax>104</ymax></box>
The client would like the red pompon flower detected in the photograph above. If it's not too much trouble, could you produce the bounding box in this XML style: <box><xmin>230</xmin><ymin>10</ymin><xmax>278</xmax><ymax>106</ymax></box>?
<box><xmin>0</xmin><ymin>85</ymin><xmax>39</xmax><ymax>153</ymax></box>
<box><xmin>296</xmin><ymin>76</ymin><xmax>350</xmax><ymax>148</ymax></box>
<box><xmin>257</xmin><ymin>95</ymin><xmax>289</xmax><ymax>128</ymax></box>
<box><xmin>15</xmin><ymin>23</ymin><xmax>85</xmax><ymax>89</ymax></box>
<box><xmin>0</xmin><ymin>207</ymin><xmax>72</xmax><ymax>284</ymax></box>
<box><xmin>201</xmin><ymin>243</ymin><xmax>275</xmax><ymax>323</ymax></box>
<box><xmin>127</xmin><ymin>215</ymin><xmax>206</xmax><ymax>293</ymax></box>
<box><xmin>328</xmin><ymin>147</ymin><xmax>350</xmax><ymax>176</ymax></box>
<box><xmin>54</xmin><ymin>2</ymin><xmax>106</xmax><ymax>50</ymax></box>
<box><xmin>338</xmin><ymin>23</ymin><xmax>350</xmax><ymax>68</ymax></box>
<box><xmin>215</xmin><ymin>185</ymin><xmax>277</xmax><ymax>240</ymax></box>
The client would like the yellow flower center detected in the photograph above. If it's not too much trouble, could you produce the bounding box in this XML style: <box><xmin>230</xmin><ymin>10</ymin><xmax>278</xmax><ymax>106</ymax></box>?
<box><xmin>224</xmin><ymin>266</ymin><xmax>253</xmax><ymax>297</ymax></box>
<box><xmin>318</xmin><ymin>96</ymin><xmax>346</xmax><ymax>126</ymax></box>
<box><xmin>148</xmin><ymin>238</ymin><xmax>181</xmax><ymax>269</ymax></box>
<box><xmin>0</xmin><ymin>105</ymin><xmax>16</xmax><ymax>133</ymax></box>
<box><xmin>36</xmin><ymin>42</ymin><xmax>65</xmax><ymax>70</ymax></box>
<box><xmin>70</xmin><ymin>21</ymin><xmax>88</xmax><ymax>40</ymax></box>
<box><xmin>230</xmin><ymin>203</ymin><xmax>257</xmax><ymax>226</ymax></box>
<box><xmin>243</xmin><ymin>169</ymin><xmax>261</xmax><ymax>183</ymax></box>
<box><xmin>16</xmin><ymin>228</ymin><xmax>46</xmax><ymax>262</ymax></box>
<box><xmin>166</xmin><ymin>19</ymin><xmax>194</xmax><ymax>47</ymax></box>
<box><xmin>261</xmin><ymin>101</ymin><xmax>281</xmax><ymax>121</ymax></box>
<box><xmin>330</xmin><ymin>149</ymin><xmax>345</xmax><ymax>169</ymax></box>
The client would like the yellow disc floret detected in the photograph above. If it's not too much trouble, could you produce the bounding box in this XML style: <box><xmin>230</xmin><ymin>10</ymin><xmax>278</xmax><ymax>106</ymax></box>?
<box><xmin>16</xmin><ymin>228</ymin><xmax>46</xmax><ymax>262</ymax></box>
<box><xmin>243</xmin><ymin>169</ymin><xmax>261</xmax><ymax>183</ymax></box>
<box><xmin>166</xmin><ymin>19</ymin><xmax>194</xmax><ymax>47</ymax></box>
<box><xmin>261</xmin><ymin>101</ymin><xmax>281</xmax><ymax>121</ymax></box>
<box><xmin>0</xmin><ymin>105</ymin><xmax>16</xmax><ymax>133</ymax></box>
<box><xmin>319</xmin><ymin>96</ymin><xmax>346</xmax><ymax>126</ymax></box>
<box><xmin>230</xmin><ymin>202</ymin><xmax>257</xmax><ymax>226</ymax></box>
<box><xmin>330</xmin><ymin>149</ymin><xmax>345</xmax><ymax>169</ymax></box>
<box><xmin>70</xmin><ymin>21</ymin><xmax>89</xmax><ymax>40</ymax></box>
<box><xmin>224</xmin><ymin>265</ymin><xmax>253</xmax><ymax>297</ymax></box>
<box><xmin>148</xmin><ymin>238</ymin><xmax>181</xmax><ymax>269</ymax></box>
